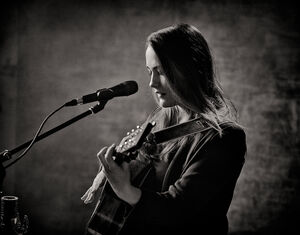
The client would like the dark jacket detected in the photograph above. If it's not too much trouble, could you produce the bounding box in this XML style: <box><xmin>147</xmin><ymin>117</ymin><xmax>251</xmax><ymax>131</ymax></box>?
<box><xmin>120</xmin><ymin>108</ymin><xmax>246</xmax><ymax>235</ymax></box>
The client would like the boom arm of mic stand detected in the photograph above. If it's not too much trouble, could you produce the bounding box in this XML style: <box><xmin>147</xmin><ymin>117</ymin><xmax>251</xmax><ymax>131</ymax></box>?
<box><xmin>0</xmin><ymin>101</ymin><xmax>107</xmax><ymax>164</ymax></box>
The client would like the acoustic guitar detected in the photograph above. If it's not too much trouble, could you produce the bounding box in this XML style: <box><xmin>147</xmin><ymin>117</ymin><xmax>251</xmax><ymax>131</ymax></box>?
<box><xmin>85</xmin><ymin>121</ymin><xmax>156</xmax><ymax>235</ymax></box>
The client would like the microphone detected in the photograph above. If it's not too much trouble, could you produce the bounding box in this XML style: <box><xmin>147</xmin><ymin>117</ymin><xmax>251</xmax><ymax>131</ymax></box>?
<box><xmin>65</xmin><ymin>80</ymin><xmax>138</xmax><ymax>106</ymax></box>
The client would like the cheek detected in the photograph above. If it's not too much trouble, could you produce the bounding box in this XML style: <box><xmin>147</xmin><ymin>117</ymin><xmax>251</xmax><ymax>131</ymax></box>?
<box><xmin>160</xmin><ymin>76</ymin><xmax>168</xmax><ymax>85</ymax></box>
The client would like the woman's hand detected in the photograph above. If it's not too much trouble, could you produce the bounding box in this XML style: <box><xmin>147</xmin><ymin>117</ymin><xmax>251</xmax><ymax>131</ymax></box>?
<box><xmin>81</xmin><ymin>169</ymin><xmax>106</xmax><ymax>204</ymax></box>
<box><xmin>97</xmin><ymin>144</ymin><xmax>142</xmax><ymax>206</ymax></box>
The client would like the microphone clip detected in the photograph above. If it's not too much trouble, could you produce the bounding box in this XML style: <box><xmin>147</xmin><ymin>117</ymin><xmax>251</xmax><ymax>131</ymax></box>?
<box><xmin>65</xmin><ymin>89</ymin><xmax>112</xmax><ymax>107</ymax></box>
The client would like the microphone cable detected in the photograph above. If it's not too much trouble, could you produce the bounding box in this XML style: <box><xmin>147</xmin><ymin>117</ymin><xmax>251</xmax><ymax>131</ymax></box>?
<box><xmin>4</xmin><ymin>103</ymin><xmax>67</xmax><ymax>169</ymax></box>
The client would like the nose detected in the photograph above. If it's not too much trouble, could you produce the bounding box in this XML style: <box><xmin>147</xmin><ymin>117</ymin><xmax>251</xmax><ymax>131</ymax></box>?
<box><xmin>149</xmin><ymin>71</ymin><xmax>159</xmax><ymax>88</ymax></box>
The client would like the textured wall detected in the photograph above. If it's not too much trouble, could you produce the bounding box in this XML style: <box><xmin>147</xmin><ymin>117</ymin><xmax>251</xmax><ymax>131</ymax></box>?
<box><xmin>0</xmin><ymin>0</ymin><xmax>299</xmax><ymax>234</ymax></box>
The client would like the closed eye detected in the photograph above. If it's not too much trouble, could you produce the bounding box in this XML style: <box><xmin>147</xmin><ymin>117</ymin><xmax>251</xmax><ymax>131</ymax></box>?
<box><xmin>146</xmin><ymin>66</ymin><xmax>164</xmax><ymax>77</ymax></box>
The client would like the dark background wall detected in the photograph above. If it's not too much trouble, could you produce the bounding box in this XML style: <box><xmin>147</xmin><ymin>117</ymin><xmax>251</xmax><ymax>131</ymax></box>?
<box><xmin>0</xmin><ymin>0</ymin><xmax>299</xmax><ymax>234</ymax></box>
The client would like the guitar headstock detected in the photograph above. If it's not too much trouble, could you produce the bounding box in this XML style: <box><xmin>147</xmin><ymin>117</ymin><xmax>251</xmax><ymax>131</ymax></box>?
<box><xmin>113</xmin><ymin>121</ymin><xmax>155</xmax><ymax>164</ymax></box>
<box><xmin>118</xmin><ymin>121</ymin><xmax>155</xmax><ymax>153</ymax></box>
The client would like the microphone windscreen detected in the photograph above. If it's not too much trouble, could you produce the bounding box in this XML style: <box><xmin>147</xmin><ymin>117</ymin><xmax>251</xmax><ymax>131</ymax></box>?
<box><xmin>111</xmin><ymin>80</ymin><xmax>138</xmax><ymax>97</ymax></box>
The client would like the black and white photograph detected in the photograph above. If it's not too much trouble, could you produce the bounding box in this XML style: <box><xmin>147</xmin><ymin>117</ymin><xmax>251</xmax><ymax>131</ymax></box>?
<box><xmin>0</xmin><ymin>0</ymin><xmax>299</xmax><ymax>234</ymax></box>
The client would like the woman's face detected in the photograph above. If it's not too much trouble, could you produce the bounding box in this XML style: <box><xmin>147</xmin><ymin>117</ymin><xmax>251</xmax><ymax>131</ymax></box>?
<box><xmin>145</xmin><ymin>46</ymin><xmax>177</xmax><ymax>108</ymax></box>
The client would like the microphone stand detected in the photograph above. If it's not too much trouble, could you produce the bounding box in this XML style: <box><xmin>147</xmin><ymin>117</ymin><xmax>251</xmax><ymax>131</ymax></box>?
<box><xmin>0</xmin><ymin>101</ymin><xmax>108</xmax><ymax>190</ymax></box>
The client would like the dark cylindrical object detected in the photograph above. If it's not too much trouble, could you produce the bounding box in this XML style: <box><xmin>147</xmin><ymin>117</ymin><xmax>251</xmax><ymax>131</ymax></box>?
<box><xmin>1</xmin><ymin>196</ymin><xmax>19</xmax><ymax>234</ymax></box>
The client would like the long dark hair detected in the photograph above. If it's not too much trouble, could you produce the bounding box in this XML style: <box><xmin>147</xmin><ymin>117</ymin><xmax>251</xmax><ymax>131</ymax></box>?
<box><xmin>146</xmin><ymin>23</ymin><xmax>238</xmax><ymax>134</ymax></box>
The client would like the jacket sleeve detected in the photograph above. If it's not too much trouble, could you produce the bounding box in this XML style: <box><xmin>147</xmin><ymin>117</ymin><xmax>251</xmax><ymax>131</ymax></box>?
<box><xmin>126</xmin><ymin>126</ymin><xmax>246</xmax><ymax>228</ymax></box>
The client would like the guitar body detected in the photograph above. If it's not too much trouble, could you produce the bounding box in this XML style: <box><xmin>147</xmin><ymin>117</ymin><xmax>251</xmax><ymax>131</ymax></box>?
<box><xmin>86</xmin><ymin>160</ymin><xmax>153</xmax><ymax>235</ymax></box>
<box><xmin>86</xmin><ymin>181</ymin><xmax>129</xmax><ymax>235</ymax></box>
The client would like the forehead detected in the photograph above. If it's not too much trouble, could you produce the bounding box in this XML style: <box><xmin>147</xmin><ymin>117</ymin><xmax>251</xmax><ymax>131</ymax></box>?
<box><xmin>145</xmin><ymin>46</ymin><xmax>161</xmax><ymax>68</ymax></box>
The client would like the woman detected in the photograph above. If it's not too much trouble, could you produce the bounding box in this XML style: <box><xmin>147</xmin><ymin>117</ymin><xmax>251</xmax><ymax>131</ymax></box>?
<box><xmin>82</xmin><ymin>23</ymin><xmax>246</xmax><ymax>235</ymax></box>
